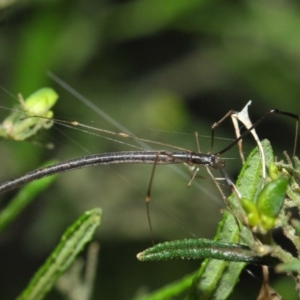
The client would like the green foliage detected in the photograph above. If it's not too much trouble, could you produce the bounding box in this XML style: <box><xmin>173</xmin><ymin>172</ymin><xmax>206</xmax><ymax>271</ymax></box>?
<box><xmin>137</xmin><ymin>140</ymin><xmax>300</xmax><ymax>299</ymax></box>
<box><xmin>0</xmin><ymin>88</ymin><xmax>58</xmax><ymax>141</ymax></box>
<box><xmin>137</xmin><ymin>238</ymin><xmax>279</xmax><ymax>266</ymax></box>
<box><xmin>17</xmin><ymin>208</ymin><xmax>101</xmax><ymax>300</ymax></box>
<box><xmin>0</xmin><ymin>88</ymin><xmax>101</xmax><ymax>300</ymax></box>
<box><xmin>1</xmin><ymin>1</ymin><xmax>300</xmax><ymax>298</ymax></box>
<box><xmin>0</xmin><ymin>90</ymin><xmax>298</xmax><ymax>298</ymax></box>
<box><xmin>241</xmin><ymin>177</ymin><xmax>287</xmax><ymax>232</ymax></box>
<box><xmin>0</xmin><ymin>160</ymin><xmax>57</xmax><ymax>234</ymax></box>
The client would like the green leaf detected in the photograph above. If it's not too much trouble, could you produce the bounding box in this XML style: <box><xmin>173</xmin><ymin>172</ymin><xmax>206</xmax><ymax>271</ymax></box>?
<box><xmin>256</xmin><ymin>177</ymin><xmax>287</xmax><ymax>231</ymax></box>
<box><xmin>189</xmin><ymin>139</ymin><xmax>274</xmax><ymax>300</ymax></box>
<box><xmin>0</xmin><ymin>88</ymin><xmax>58</xmax><ymax>141</ymax></box>
<box><xmin>17</xmin><ymin>208</ymin><xmax>102</xmax><ymax>300</ymax></box>
<box><xmin>0</xmin><ymin>160</ymin><xmax>58</xmax><ymax>234</ymax></box>
<box><xmin>137</xmin><ymin>238</ymin><xmax>279</xmax><ymax>266</ymax></box>
<box><xmin>276</xmin><ymin>260</ymin><xmax>300</xmax><ymax>273</ymax></box>
<box><xmin>135</xmin><ymin>140</ymin><xmax>274</xmax><ymax>300</ymax></box>
<box><xmin>132</xmin><ymin>272</ymin><xmax>198</xmax><ymax>300</ymax></box>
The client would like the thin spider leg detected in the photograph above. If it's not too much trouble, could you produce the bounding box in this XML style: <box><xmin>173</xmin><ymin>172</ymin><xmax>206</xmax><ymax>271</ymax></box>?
<box><xmin>210</xmin><ymin>109</ymin><xmax>236</xmax><ymax>153</ymax></box>
<box><xmin>145</xmin><ymin>152</ymin><xmax>160</xmax><ymax>245</ymax></box>
<box><xmin>187</xmin><ymin>132</ymin><xmax>202</xmax><ymax>187</ymax></box>
<box><xmin>215</xmin><ymin>109</ymin><xmax>299</xmax><ymax>157</ymax></box>
<box><xmin>30</xmin><ymin>116</ymin><xmax>191</xmax><ymax>152</ymax></box>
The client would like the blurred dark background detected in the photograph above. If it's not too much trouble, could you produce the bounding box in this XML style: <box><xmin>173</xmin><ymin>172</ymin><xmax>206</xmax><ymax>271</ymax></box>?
<box><xmin>0</xmin><ymin>0</ymin><xmax>299</xmax><ymax>299</ymax></box>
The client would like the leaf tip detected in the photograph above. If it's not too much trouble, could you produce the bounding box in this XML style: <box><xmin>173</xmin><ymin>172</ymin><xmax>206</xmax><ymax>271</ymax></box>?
<box><xmin>136</xmin><ymin>252</ymin><xmax>143</xmax><ymax>261</ymax></box>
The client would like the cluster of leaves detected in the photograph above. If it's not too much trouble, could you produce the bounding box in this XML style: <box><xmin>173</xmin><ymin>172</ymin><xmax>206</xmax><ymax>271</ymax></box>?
<box><xmin>137</xmin><ymin>142</ymin><xmax>300</xmax><ymax>299</ymax></box>
<box><xmin>0</xmin><ymin>88</ymin><xmax>57</xmax><ymax>143</ymax></box>
<box><xmin>0</xmin><ymin>89</ymin><xmax>102</xmax><ymax>299</ymax></box>
<box><xmin>1</xmin><ymin>89</ymin><xmax>300</xmax><ymax>300</ymax></box>
<box><xmin>1</xmin><ymin>1</ymin><xmax>300</xmax><ymax>299</ymax></box>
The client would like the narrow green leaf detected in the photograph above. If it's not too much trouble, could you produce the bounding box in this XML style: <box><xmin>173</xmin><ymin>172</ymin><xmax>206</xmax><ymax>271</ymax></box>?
<box><xmin>132</xmin><ymin>271</ymin><xmax>198</xmax><ymax>300</ymax></box>
<box><xmin>134</xmin><ymin>140</ymin><xmax>274</xmax><ymax>300</ymax></box>
<box><xmin>137</xmin><ymin>238</ymin><xmax>279</xmax><ymax>266</ymax></box>
<box><xmin>17</xmin><ymin>208</ymin><xmax>102</xmax><ymax>300</ymax></box>
<box><xmin>0</xmin><ymin>88</ymin><xmax>58</xmax><ymax>141</ymax></box>
<box><xmin>188</xmin><ymin>139</ymin><xmax>274</xmax><ymax>300</ymax></box>
<box><xmin>276</xmin><ymin>260</ymin><xmax>300</xmax><ymax>273</ymax></box>
<box><xmin>0</xmin><ymin>160</ymin><xmax>58</xmax><ymax>234</ymax></box>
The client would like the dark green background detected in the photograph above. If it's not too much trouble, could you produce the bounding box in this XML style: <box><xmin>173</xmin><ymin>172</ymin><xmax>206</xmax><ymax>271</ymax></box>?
<box><xmin>0</xmin><ymin>0</ymin><xmax>299</xmax><ymax>299</ymax></box>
